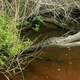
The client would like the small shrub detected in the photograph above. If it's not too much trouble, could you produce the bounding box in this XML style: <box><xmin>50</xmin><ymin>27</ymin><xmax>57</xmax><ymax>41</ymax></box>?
<box><xmin>22</xmin><ymin>15</ymin><xmax>44</xmax><ymax>32</ymax></box>
<box><xmin>0</xmin><ymin>11</ymin><xmax>32</xmax><ymax>65</ymax></box>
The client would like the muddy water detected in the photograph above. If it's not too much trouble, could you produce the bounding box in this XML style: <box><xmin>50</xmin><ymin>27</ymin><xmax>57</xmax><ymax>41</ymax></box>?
<box><xmin>13</xmin><ymin>47</ymin><xmax>80</xmax><ymax>80</ymax></box>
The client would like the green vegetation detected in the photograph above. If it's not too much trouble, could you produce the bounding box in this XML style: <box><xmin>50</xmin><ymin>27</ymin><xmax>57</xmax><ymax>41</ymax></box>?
<box><xmin>0</xmin><ymin>11</ymin><xmax>32</xmax><ymax>65</ymax></box>
<box><xmin>23</xmin><ymin>15</ymin><xmax>44</xmax><ymax>32</ymax></box>
<box><xmin>0</xmin><ymin>0</ymin><xmax>44</xmax><ymax>68</ymax></box>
